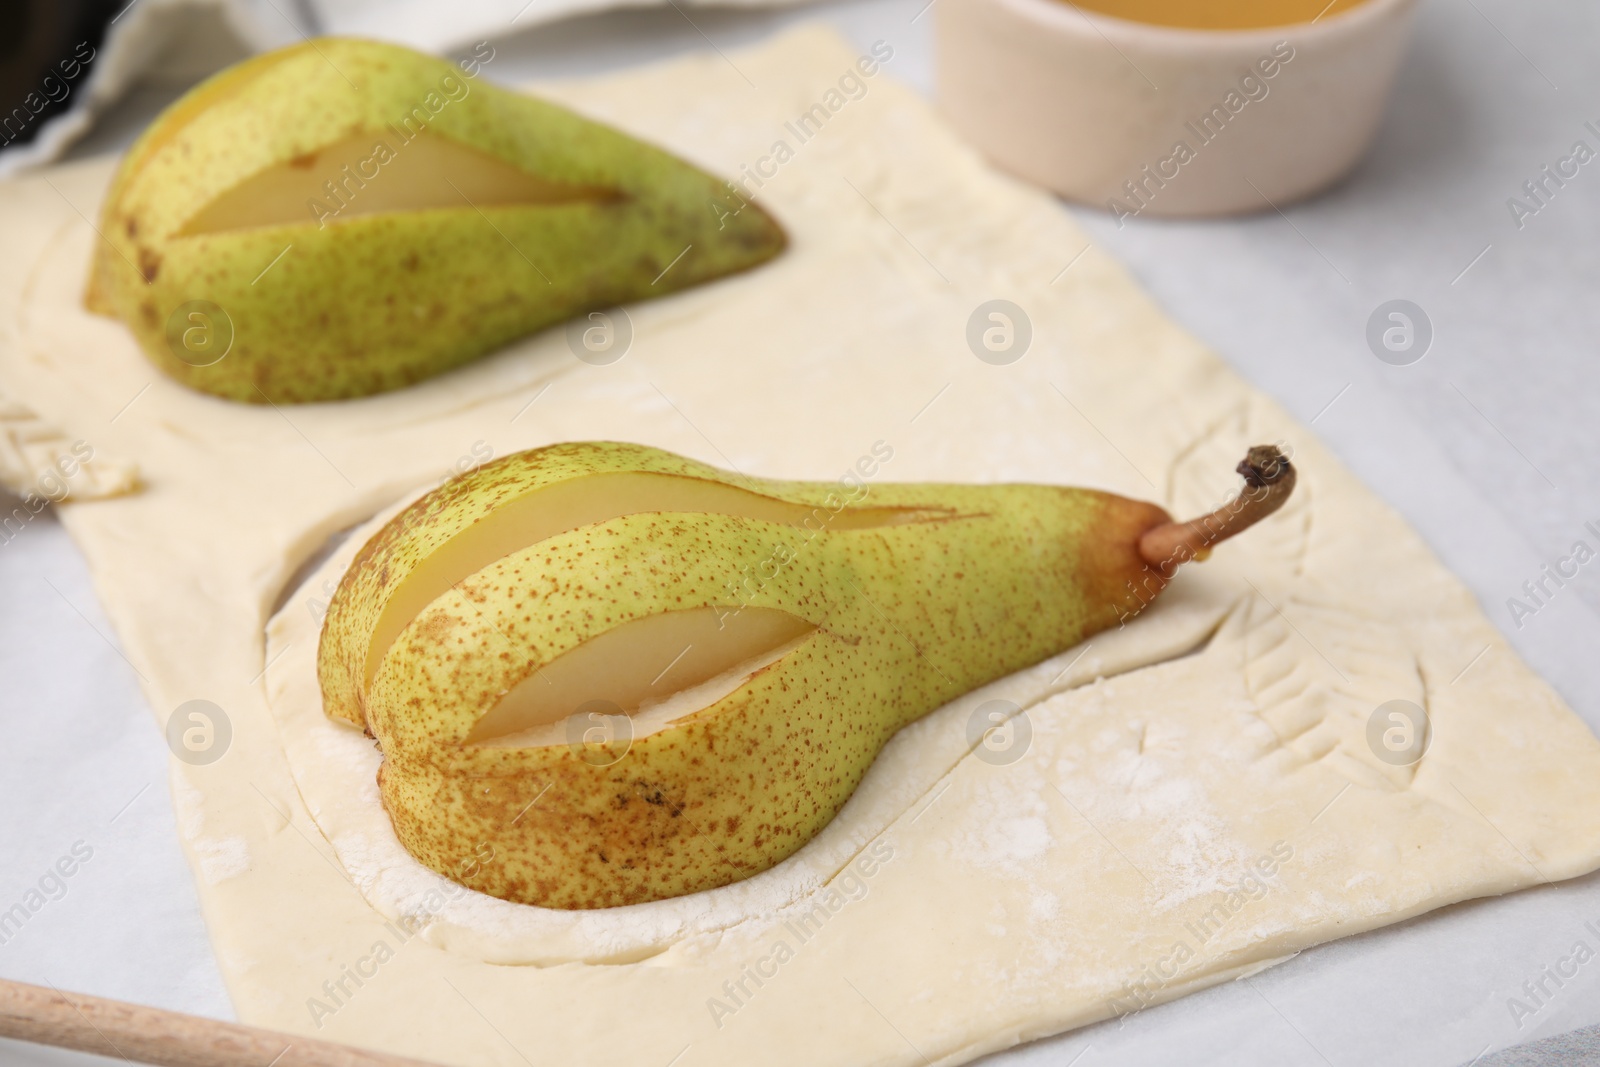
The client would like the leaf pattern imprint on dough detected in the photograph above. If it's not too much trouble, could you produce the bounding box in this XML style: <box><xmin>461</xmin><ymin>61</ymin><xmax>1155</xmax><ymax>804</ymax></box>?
<box><xmin>0</xmin><ymin>381</ymin><xmax>139</xmax><ymax>500</ymax></box>
<box><xmin>1238</xmin><ymin>584</ymin><xmax>1428</xmax><ymax>793</ymax></box>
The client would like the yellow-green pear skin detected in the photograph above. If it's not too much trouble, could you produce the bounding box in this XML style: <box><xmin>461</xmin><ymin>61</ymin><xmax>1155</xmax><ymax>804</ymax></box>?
<box><xmin>86</xmin><ymin>39</ymin><xmax>785</xmax><ymax>404</ymax></box>
<box><xmin>318</xmin><ymin>442</ymin><xmax>1172</xmax><ymax>909</ymax></box>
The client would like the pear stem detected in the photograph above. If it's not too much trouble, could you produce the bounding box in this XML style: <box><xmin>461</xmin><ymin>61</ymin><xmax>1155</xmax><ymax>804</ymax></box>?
<box><xmin>1137</xmin><ymin>445</ymin><xmax>1296</xmax><ymax>575</ymax></box>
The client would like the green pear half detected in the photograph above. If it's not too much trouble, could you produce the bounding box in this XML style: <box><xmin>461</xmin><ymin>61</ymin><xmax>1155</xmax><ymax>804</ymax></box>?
<box><xmin>318</xmin><ymin>441</ymin><xmax>1294</xmax><ymax>909</ymax></box>
<box><xmin>85</xmin><ymin>39</ymin><xmax>785</xmax><ymax>404</ymax></box>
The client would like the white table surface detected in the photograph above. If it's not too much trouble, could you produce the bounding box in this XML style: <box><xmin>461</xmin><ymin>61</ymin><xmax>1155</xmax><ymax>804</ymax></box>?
<box><xmin>2</xmin><ymin>0</ymin><xmax>1598</xmax><ymax>1064</ymax></box>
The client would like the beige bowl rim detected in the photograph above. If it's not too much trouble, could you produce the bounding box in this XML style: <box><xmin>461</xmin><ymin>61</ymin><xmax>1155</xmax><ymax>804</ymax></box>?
<box><xmin>978</xmin><ymin>0</ymin><xmax>1416</xmax><ymax>54</ymax></box>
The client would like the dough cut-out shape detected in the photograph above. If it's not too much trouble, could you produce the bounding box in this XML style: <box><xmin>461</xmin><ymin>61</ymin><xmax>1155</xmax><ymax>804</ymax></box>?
<box><xmin>2</xmin><ymin>27</ymin><xmax>1598</xmax><ymax>1067</ymax></box>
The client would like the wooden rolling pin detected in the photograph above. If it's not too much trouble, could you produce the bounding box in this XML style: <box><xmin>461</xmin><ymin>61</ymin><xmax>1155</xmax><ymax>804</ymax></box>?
<box><xmin>0</xmin><ymin>977</ymin><xmax>445</xmax><ymax>1067</ymax></box>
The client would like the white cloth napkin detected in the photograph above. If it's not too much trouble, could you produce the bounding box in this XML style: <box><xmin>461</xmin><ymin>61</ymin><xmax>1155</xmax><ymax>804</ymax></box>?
<box><xmin>0</xmin><ymin>0</ymin><xmax>811</xmax><ymax>176</ymax></box>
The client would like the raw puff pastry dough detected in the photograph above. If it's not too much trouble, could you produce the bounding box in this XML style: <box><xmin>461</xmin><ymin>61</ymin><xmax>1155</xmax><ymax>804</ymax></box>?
<box><xmin>3</xmin><ymin>26</ymin><xmax>1599</xmax><ymax>1067</ymax></box>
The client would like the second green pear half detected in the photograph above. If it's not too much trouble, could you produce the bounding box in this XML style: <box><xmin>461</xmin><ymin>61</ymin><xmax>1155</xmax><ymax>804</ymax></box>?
<box><xmin>86</xmin><ymin>39</ymin><xmax>785</xmax><ymax>403</ymax></box>
<box><xmin>318</xmin><ymin>441</ymin><xmax>1295</xmax><ymax>909</ymax></box>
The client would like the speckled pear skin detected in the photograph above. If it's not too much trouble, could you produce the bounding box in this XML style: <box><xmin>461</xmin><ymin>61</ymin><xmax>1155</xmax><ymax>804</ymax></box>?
<box><xmin>319</xmin><ymin>442</ymin><xmax>1172</xmax><ymax>908</ymax></box>
<box><xmin>84</xmin><ymin>39</ymin><xmax>785</xmax><ymax>404</ymax></box>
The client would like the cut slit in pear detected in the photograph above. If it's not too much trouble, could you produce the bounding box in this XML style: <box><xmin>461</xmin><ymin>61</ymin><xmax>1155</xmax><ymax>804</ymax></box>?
<box><xmin>175</xmin><ymin>130</ymin><xmax>619</xmax><ymax>237</ymax></box>
<box><xmin>362</xmin><ymin>471</ymin><xmax>952</xmax><ymax>690</ymax></box>
<box><xmin>464</xmin><ymin>606</ymin><xmax>818</xmax><ymax>747</ymax></box>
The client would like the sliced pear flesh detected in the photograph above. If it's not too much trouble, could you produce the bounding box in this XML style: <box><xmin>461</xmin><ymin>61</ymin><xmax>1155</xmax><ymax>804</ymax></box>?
<box><xmin>464</xmin><ymin>606</ymin><xmax>817</xmax><ymax>747</ymax></box>
<box><xmin>176</xmin><ymin>130</ymin><xmax>615</xmax><ymax>236</ymax></box>
<box><xmin>362</xmin><ymin>470</ymin><xmax>949</xmax><ymax>688</ymax></box>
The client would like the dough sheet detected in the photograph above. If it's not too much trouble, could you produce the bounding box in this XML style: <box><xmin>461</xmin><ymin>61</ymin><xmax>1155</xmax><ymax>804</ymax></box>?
<box><xmin>2</xmin><ymin>27</ymin><xmax>1598</xmax><ymax>1067</ymax></box>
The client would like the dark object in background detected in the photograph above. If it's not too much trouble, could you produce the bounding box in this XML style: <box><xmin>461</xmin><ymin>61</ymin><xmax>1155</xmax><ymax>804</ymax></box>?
<box><xmin>0</xmin><ymin>0</ymin><xmax>122</xmax><ymax>152</ymax></box>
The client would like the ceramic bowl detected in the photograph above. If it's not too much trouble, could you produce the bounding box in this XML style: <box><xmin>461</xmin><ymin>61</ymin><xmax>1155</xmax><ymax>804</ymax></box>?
<box><xmin>934</xmin><ymin>0</ymin><xmax>1419</xmax><ymax>217</ymax></box>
